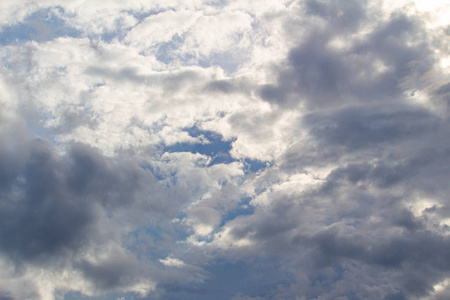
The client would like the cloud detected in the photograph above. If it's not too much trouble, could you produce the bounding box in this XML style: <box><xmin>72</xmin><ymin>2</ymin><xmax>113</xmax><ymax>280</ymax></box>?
<box><xmin>1</xmin><ymin>0</ymin><xmax>450</xmax><ymax>299</ymax></box>
<box><xmin>0</xmin><ymin>113</ymin><xmax>202</xmax><ymax>298</ymax></box>
<box><xmin>259</xmin><ymin>0</ymin><xmax>438</xmax><ymax>111</ymax></box>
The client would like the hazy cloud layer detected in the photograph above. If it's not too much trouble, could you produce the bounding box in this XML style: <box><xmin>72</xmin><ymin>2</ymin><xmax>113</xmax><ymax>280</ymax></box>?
<box><xmin>1</xmin><ymin>0</ymin><xmax>450</xmax><ymax>299</ymax></box>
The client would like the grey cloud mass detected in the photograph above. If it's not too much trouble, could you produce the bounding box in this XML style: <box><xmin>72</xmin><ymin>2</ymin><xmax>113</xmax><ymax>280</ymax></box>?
<box><xmin>1</xmin><ymin>0</ymin><xmax>450</xmax><ymax>299</ymax></box>
<box><xmin>261</xmin><ymin>1</ymin><xmax>434</xmax><ymax>109</ymax></box>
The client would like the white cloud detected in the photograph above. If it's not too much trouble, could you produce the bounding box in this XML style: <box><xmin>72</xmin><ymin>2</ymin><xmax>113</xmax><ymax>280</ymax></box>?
<box><xmin>125</xmin><ymin>10</ymin><xmax>200</xmax><ymax>51</ymax></box>
<box><xmin>181</xmin><ymin>10</ymin><xmax>253</xmax><ymax>58</ymax></box>
<box><xmin>160</xmin><ymin>256</ymin><xmax>186</xmax><ymax>267</ymax></box>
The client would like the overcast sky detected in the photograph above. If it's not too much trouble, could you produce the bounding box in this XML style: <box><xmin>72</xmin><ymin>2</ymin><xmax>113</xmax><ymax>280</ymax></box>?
<box><xmin>1</xmin><ymin>0</ymin><xmax>450</xmax><ymax>299</ymax></box>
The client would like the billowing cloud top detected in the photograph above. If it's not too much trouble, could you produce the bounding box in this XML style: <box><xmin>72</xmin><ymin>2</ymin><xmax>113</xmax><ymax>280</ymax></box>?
<box><xmin>1</xmin><ymin>0</ymin><xmax>450</xmax><ymax>299</ymax></box>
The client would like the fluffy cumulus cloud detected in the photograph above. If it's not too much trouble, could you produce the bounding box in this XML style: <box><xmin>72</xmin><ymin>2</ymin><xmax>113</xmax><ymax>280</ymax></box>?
<box><xmin>1</xmin><ymin>0</ymin><xmax>450</xmax><ymax>299</ymax></box>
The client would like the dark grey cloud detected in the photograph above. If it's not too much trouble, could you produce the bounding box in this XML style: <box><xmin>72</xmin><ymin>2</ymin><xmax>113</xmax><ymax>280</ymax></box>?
<box><xmin>301</xmin><ymin>228</ymin><xmax>450</xmax><ymax>297</ymax></box>
<box><xmin>0</xmin><ymin>141</ymin><xmax>96</xmax><ymax>262</ymax></box>
<box><xmin>436</xmin><ymin>82</ymin><xmax>450</xmax><ymax>95</ymax></box>
<box><xmin>303</xmin><ymin>0</ymin><xmax>367</xmax><ymax>33</ymax></box>
<box><xmin>304</xmin><ymin>103</ymin><xmax>439</xmax><ymax>151</ymax></box>
<box><xmin>260</xmin><ymin>0</ymin><xmax>434</xmax><ymax>109</ymax></box>
<box><xmin>0</xmin><ymin>114</ymin><xmax>190</xmax><ymax>296</ymax></box>
<box><xmin>261</xmin><ymin>104</ymin><xmax>450</xmax><ymax>298</ymax></box>
<box><xmin>203</xmin><ymin>77</ymin><xmax>253</xmax><ymax>96</ymax></box>
<box><xmin>433</xmin><ymin>81</ymin><xmax>450</xmax><ymax>108</ymax></box>
<box><xmin>281</xmin><ymin>101</ymin><xmax>444</xmax><ymax>176</ymax></box>
<box><xmin>0</xmin><ymin>117</ymin><xmax>94</xmax><ymax>261</ymax></box>
<box><xmin>217</xmin><ymin>171</ymin><xmax>450</xmax><ymax>298</ymax></box>
<box><xmin>155</xmin><ymin>257</ymin><xmax>289</xmax><ymax>300</ymax></box>
<box><xmin>76</xmin><ymin>254</ymin><xmax>143</xmax><ymax>291</ymax></box>
<box><xmin>0</xmin><ymin>139</ymin><xmax>89</xmax><ymax>263</ymax></box>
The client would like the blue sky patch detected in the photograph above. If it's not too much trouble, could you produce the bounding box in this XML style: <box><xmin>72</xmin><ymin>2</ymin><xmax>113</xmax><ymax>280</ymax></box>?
<box><xmin>164</xmin><ymin>126</ymin><xmax>235</xmax><ymax>166</ymax></box>
<box><xmin>0</xmin><ymin>7</ymin><xmax>80</xmax><ymax>45</ymax></box>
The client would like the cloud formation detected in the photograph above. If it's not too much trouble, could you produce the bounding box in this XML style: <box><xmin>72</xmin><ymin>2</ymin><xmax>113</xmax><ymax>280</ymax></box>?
<box><xmin>1</xmin><ymin>0</ymin><xmax>450</xmax><ymax>299</ymax></box>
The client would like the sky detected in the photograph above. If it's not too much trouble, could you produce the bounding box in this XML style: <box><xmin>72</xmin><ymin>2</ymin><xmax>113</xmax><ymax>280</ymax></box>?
<box><xmin>0</xmin><ymin>0</ymin><xmax>450</xmax><ymax>299</ymax></box>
